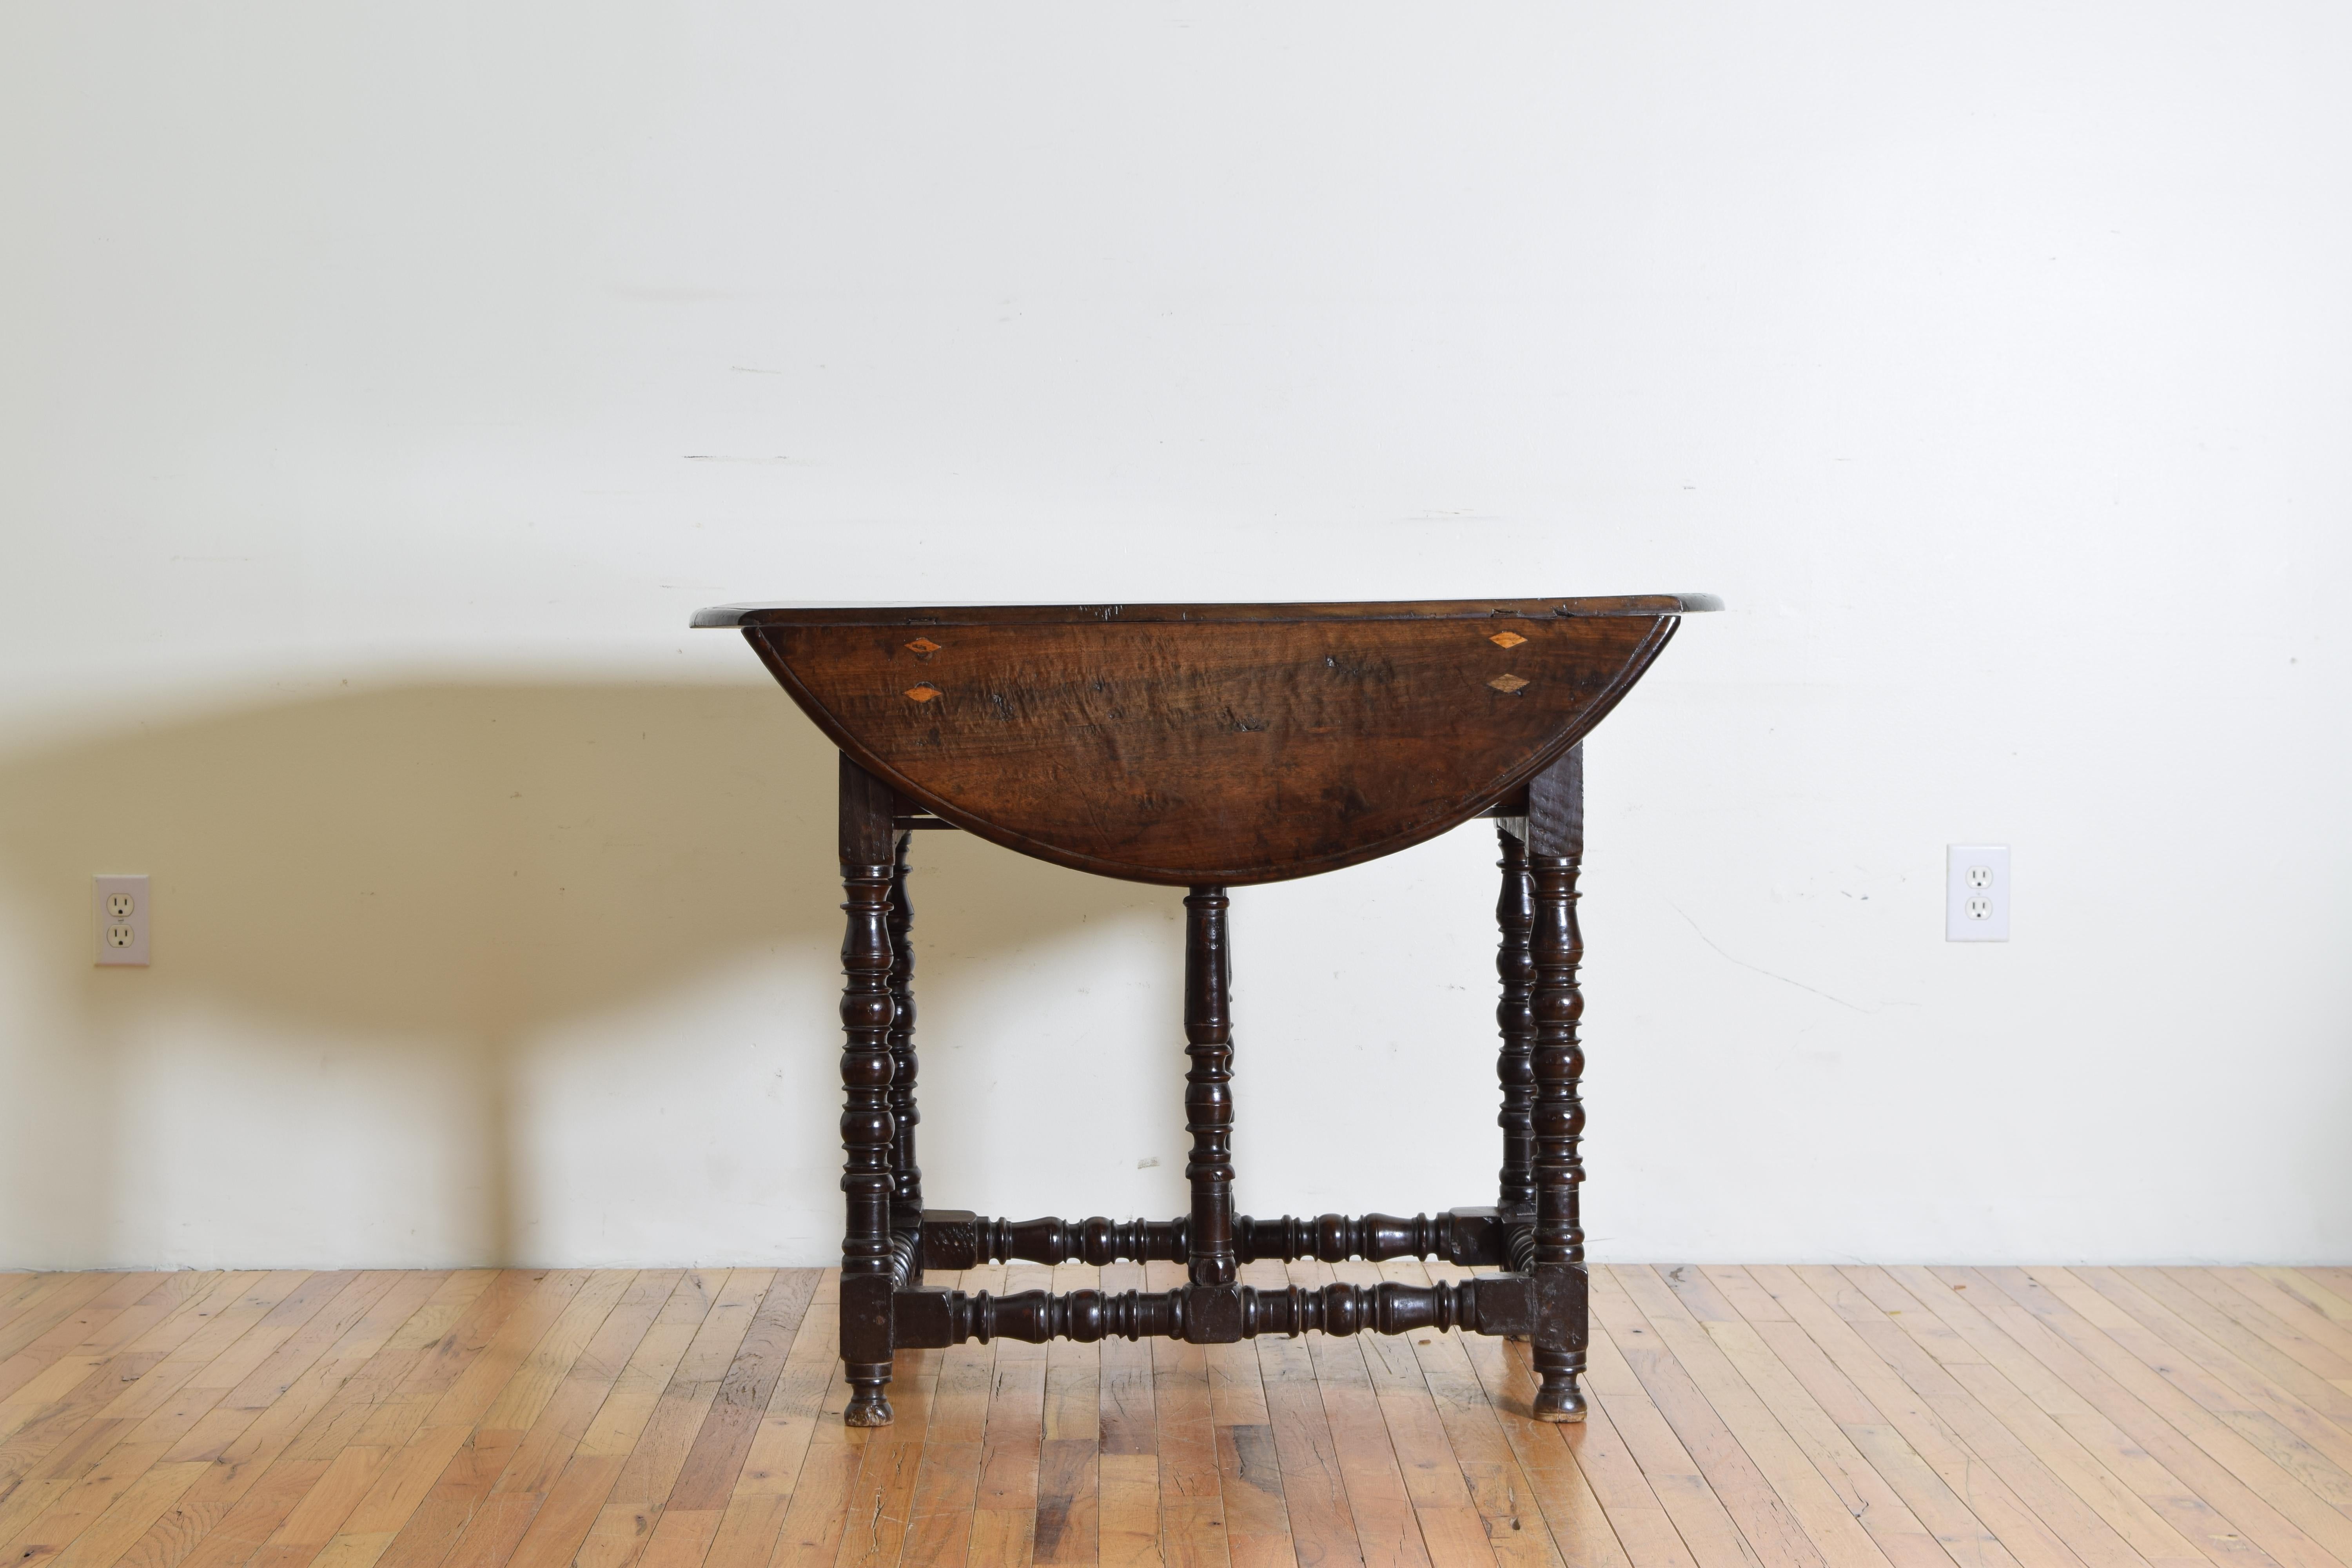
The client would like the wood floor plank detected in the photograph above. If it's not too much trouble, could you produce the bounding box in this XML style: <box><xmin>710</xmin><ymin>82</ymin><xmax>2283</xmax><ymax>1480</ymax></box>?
<box><xmin>1240</xmin><ymin>1274</ymin><xmax>1350</xmax><ymax>1568</ymax></box>
<box><xmin>1882</xmin><ymin>1266</ymin><xmax>2288</xmax><ymax>1568</ymax></box>
<box><xmin>502</xmin><ymin>1454</ymin><xmax>621</xmax><ymax>1568</ymax></box>
<box><xmin>1972</xmin><ymin>1267</ymin><xmax>2352</xmax><ymax>1568</ymax></box>
<box><xmin>1036</xmin><ymin>1261</ymin><xmax>1104</xmax><ymax>1568</ymax></box>
<box><xmin>1146</xmin><ymin>1261</ymin><xmax>1233</xmax><ymax>1568</ymax></box>
<box><xmin>496</xmin><ymin>1271</ymin><xmax>683</xmax><ymax>1501</ymax></box>
<box><xmin>762</xmin><ymin>1361</ymin><xmax>854</xmax><ymax>1568</ymax></box>
<box><xmin>2251</xmin><ymin>1273</ymin><xmax>2352</xmax><ymax>1332</ymax></box>
<box><xmin>1617</xmin><ymin>1266</ymin><xmax>1904</xmax><ymax>1568</ymax></box>
<box><xmin>105</xmin><ymin>1274</ymin><xmax>280</xmax><ymax>1426</ymax></box>
<box><xmin>1581</xmin><ymin>1311</ymin><xmax>1769</xmax><ymax>1568</ymax></box>
<box><xmin>2023</xmin><ymin>1279</ymin><xmax>2352</xmax><ymax>1552</ymax></box>
<box><xmin>1788</xmin><ymin>1267</ymin><xmax>2167</xmax><ymax>1568</ymax></box>
<box><xmin>1740</xmin><ymin>1266</ymin><xmax>2089</xmax><ymax>1568</ymax></box>
<box><xmin>735</xmin><ymin>1270</ymin><xmax>842</xmax><ymax>1503</ymax></box>
<box><xmin>571</xmin><ymin>1274</ymin><xmax>724</xmax><ymax>1469</ymax></box>
<box><xmin>477</xmin><ymin>1272</ymin><xmax>646</xmax><ymax>1443</ymax></box>
<box><xmin>118</xmin><ymin>1272</ymin><xmax>465</xmax><ymax>1568</ymax></box>
<box><xmin>607</xmin><ymin>1272</ymin><xmax>770</xmax><ymax>1514</ymax></box>
<box><xmin>1594</xmin><ymin>1269</ymin><xmax>1832</xmax><ymax>1568</ymax></box>
<box><xmin>0</xmin><ymin>1275</ymin><xmax>163</xmax><ymax>1404</ymax></box>
<box><xmin>2150</xmin><ymin>1271</ymin><xmax>2352</xmax><ymax>1388</ymax></box>
<box><xmin>0</xmin><ymin>1275</ymin><xmax>146</xmax><ymax>1370</ymax></box>
<box><xmin>1833</xmin><ymin>1267</ymin><xmax>2209</xmax><ymax>1568</ymax></box>
<box><xmin>38</xmin><ymin>1454</ymin><xmax>212</xmax><ymax>1568</ymax></box>
<box><xmin>1384</xmin><ymin>1260</ymin><xmax>1548</xmax><ymax>1568</ymax></box>
<box><xmin>898</xmin><ymin>1269</ymin><xmax>991</xmax><ymax>1568</ymax></box>
<box><xmin>1451</xmin><ymin>1314</ymin><xmax>1640</xmax><ymax>1568</ymax></box>
<box><xmin>490</xmin><ymin>1270</ymin><xmax>744</xmax><ymax>1568</ymax></box>
<box><xmin>697</xmin><ymin>1273</ymin><xmax>839</xmax><ymax>1568</ymax></box>
<box><xmin>1195</xmin><ymin>1264</ymin><xmax>1287</xmax><ymax>1568</ymax></box>
<box><xmin>1791</xmin><ymin>1268</ymin><xmax>2156</xmax><ymax>1568</ymax></box>
<box><xmin>1662</xmin><ymin>1267</ymin><xmax>1973</xmax><ymax>1568</ymax></box>
<box><xmin>2089</xmin><ymin>1270</ymin><xmax>2352</xmax><ymax>1453</ymax></box>
<box><xmin>340</xmin><ymin>1271</ymin><xmax>543</xmax><ymax>1455</ymax></box>
<box><xmin>0</xmin><ymin>1272</ymin><xmax>266</xmax><ymax>1512</ymax></box>
<box><xmin>269</xmin><ymin>1273</ymin><xmax>495</xmax><ymax>1468</ymax></box>
<box><xmin>0</xmin><ymin>1274</ymin><xmax>402</xmax><ymax>1565</ymax></box>
<box><xmin>316</xmin><ymin>1270</ymin><xmax>595</xmax><ymax>1568</ymax></box>
<box><xmin>0</xmin><ymin>1275</ymin><xmax>56</xmax><ymax>1337</ymax></box>
<box><xmin>1497</xmin><ymin>1328</ymin><xmax>1699</xmax><ymax>1568</ymax></box>
<box><xmin>833</xmin><ymin>1342</ymin><xmax>940</xmax><ymax>1568</ymax></box>
<box><xmin>12</xmin><ymin>1267</ymin><xmax>2339</xmax><ymax>1568</ymax></box>
<box><xmin>1094</xmin><ymin>1264</ymin><xmax>1160</xmax><ymax>1568</ymax></box>
<box><xmin>1282</xmin><ymin>1260</ymin><xmax>1430</xmax><ymax>1568</ymax></box>
<box><xmin>969</xmin><ymin>1262</ymin><xmax>1056</xmax><ymax>1566</ymax></box>
<box><xmin>187</xmin><ymin>1274</ymin><xmax>369</xmax><ymax>1407</ymax></box>
<box><xmin>2208</xmin><ymin>1271</ymin><xmax>2352</xmax><ymax>1369</ymax></box>
<box><xmin>0</xmin><ymin>1277</ymin><xmax>106</xmax><ymax>1395</ymax></box>
<box><xmin>670</xmin><ymin>1271</ymin><xmax>820</xmax><ymax>1516</ymax></box>
<box><xmin>389</xmin><ymin>1272</ymin><xmax>658</xmax><ymax>1568</ymax></box>
<box><xmin>700</xmin><ymin>1497</ymin><xmax>790</xmax><ymax>1568</ymax></box>
<box><xmin>0</xmin><ymin>1274</ymin><xmax>194</xmax><ymax>1462</ymax></box>
<box><xmin>766</xmin><ymin>1267</ymin><xmax>863</xmax><ymax>1568</ymax></box>
<box><xmin>152</xmin><ymin>1452</ymin><xmax>327</xmax><ymax>1568</ymax></box>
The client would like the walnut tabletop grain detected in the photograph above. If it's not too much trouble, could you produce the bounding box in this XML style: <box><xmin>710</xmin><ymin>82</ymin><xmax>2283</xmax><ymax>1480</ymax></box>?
<box><xmin>698</xmin><ymin>595</ymin><xmax>1718</xmax><ymax>884</ymax></box>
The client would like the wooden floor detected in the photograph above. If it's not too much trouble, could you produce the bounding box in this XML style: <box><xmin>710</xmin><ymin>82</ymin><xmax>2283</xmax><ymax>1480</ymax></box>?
<box><xmin>2</xmin><ymin>1262</ymin><xmax>2350</xmax><ymax>1568</ymax></box>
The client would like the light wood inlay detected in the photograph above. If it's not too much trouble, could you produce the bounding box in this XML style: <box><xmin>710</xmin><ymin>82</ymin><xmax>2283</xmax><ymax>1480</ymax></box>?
<box><xmin>4</xmin><ymin>1266</ymin><xmax>2342</xmax><ymax>1568</ymax></box>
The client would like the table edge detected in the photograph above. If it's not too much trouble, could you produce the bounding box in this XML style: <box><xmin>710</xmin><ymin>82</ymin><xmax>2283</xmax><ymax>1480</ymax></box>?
<box><xmin>689</xmin><ymin>593</ymin><xmax>1722</xmax><ymax>629</ymax></box>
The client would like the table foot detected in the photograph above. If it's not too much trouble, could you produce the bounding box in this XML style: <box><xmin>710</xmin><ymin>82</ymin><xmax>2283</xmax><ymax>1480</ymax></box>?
<box><xmin>1532</xmin><ymin>1376</ymin><xmax>1588</xmax><ymax>1423</ymax></box>
<box><xmin>844</xmin><ymin>1371</ymin><xmax>893</xmax><ymax>1427</ymax></box>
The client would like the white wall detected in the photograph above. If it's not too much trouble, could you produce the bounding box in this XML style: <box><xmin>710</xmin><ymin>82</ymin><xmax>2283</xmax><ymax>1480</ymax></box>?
<box><xmin>2</xmin><ymin>2</ymin><xmax>2346</xmax><ymax>1269</ymax></box>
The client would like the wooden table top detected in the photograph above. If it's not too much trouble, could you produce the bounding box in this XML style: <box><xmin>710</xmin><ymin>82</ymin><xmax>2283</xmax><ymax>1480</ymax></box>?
<box><xmin>702</xmin><ymin>597</ymin><xmax>1717</xmax><ymax>884</ymax></box>
<box><xmin>691</xmin><ymin>594</ymin><xmax>1720</xmax><ymax>627</ymax></box>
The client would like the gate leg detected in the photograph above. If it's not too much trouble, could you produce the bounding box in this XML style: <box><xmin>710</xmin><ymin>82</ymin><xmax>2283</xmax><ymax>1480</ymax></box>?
<box><xmin>1528</xmin><ymin>746</ymin><xmax>1589</xmax><ymax>1422</ymax></box>
<box><xmin>1182</xmin><ymin>886</ymin><xmax>1242</xmax><ymax>1343</ymax></box>
<box><xmin>838</xmin><ymin>756</ymin><xmax>898</xmax><ymax>1426</ymax></box>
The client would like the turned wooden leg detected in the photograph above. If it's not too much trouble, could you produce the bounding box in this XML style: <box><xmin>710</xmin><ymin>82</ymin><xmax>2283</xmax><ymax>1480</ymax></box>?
<box><xmin>1183</xmin><ymin>886</ymin><xmax>1242</xmax><ymax>1343</ymax></box>
<box><xmin>886</xmin><ymin>828</ymin><xmax>923</xmax><ymax>1237</ymax></box>
<box><xmin>838</xmin><ymin>757</ymin><xmax>898</xmax><ymax>1426</ymax></box>
<box><xmin>1528</xmin><ymin>746</ymin><xmax>1589</xmax><ymax>1422</ymax></box>
<box><xmin>1495</xmin><ymin>823</ymin><xmax>1537</xmax><ymax>1219</ymax></box>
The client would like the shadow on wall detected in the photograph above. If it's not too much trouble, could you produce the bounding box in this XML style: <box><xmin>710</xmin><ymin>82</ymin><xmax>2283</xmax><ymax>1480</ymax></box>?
<box><xmin>0</xmin><ymin>679</ymin><xmax>1167</xmax><ymax>1267</ymax></box>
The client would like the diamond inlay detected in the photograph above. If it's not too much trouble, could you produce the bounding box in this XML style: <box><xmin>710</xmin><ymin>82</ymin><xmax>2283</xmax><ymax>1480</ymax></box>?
<box><xmin>905</xmin><ymin>684</ymin><xmax>942</xmax><ymax>702</ymax></box>
<box><xmin>906</xmin><ymin>638</ymin><xmax>942</xmax><ymax>654</ymax></box>
<box><xmin>1489</xmin><ymin>632</ymin><xmax>1527</xmax><ymax>648</ymax></box>
<box><xmin>1488</xmin><ymin>673</ymin><xmax>1530</xmax><ymax>693</ymax></box>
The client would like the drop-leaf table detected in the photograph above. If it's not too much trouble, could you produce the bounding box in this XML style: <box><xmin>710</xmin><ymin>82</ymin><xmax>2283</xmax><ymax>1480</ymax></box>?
<box><xmin>693</xmin><ymin>595</ymin><xmax>1717</xmax><ymax>1425</ymax></box>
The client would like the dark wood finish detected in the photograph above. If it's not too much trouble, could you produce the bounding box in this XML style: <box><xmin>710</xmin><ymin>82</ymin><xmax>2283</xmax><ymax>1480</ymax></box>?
<box><xmin>1527</xmin><ymin>744</ymin><xmax>1590</xmax><ymax>1421</ymax></box>
<box><xmin>892</xmin><ymin>1274</ymin><xmax>1533</xmax><ymax>1349</ymax></box>
<box><xmin>718</xmin><ymin>597</ymin><xmax>1708</xmax><ymax>1425</ymax></box>
<box><xmin>1495</xmin><ymin>822</ymin><xmax>1537</xmax><ymax>1219</ymax></box>
<box><xmin>695</xmin><ymin>594</ymin><xmax>1721</xmax><ymax>628</ymax></box>
<box><xmin>740</xmin><ymin>602</ymin><xmax>1681</xmax><ymax>884</ymax></box>
<box><xmin>837</xmin><ymin>755</ymin><xmax>900</xmax><ymax>1426</ymax></box>
<box><xmin>1181</xmin><ymin>887</ymin><xmax>1243</xmax><ymax>1343</ymax></box>
<box><xmin>926</xmin><ymin>1209</ymin><xmax>1508</xmax><ymax>1269</ymax></box>
<box><xmin>885</xmin><ymin>827</ymin><xmax>922</xmax><ymax>1235</ymax></box>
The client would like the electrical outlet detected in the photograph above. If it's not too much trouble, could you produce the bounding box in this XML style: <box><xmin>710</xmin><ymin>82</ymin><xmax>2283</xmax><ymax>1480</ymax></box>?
<box><xmin>94</xmin><ymin>875</ymin><xmax>149</xmax><ymax>966</ymax></box>
<box><xmin>1946</xmin><ymin>846</ymin><xmax>2008</xmax><ymax>942</ymax></box>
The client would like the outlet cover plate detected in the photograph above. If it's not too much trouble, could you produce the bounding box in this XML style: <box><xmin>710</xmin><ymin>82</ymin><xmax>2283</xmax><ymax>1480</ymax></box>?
<box><xmin>95</xmin><ymin>874</ymin><xmax>149</xmax><ymax>965</ymax></box>
<box><xmin>1946</xmin><ymin>846</ymin><xmax>2008</xmax><ymax>942</ymax></box>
